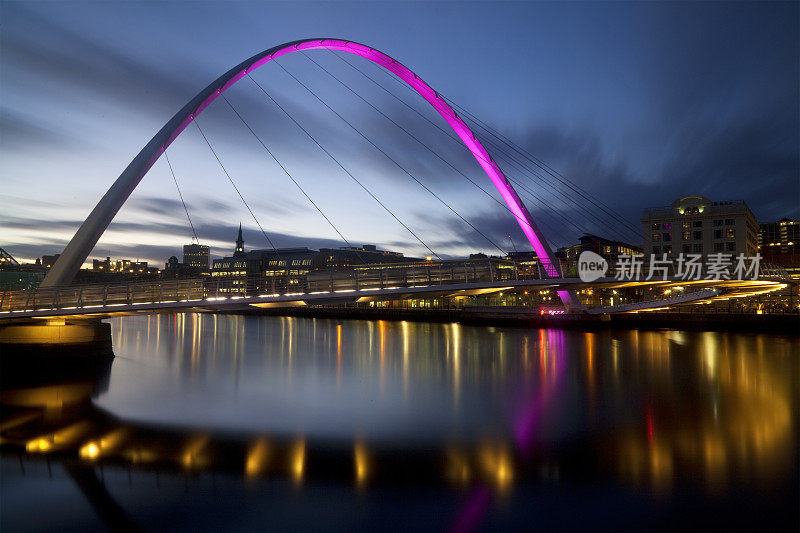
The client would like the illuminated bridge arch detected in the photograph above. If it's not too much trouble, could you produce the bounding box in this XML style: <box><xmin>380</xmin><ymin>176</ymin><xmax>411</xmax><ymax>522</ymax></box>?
<box><xmin>42</xmin><ymin>38</ymin><xmax>577</xmax><ymax>307</ymax></box>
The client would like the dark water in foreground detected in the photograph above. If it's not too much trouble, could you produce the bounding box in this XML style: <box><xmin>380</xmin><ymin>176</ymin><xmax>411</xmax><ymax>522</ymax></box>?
<box><xmin>1</xmin><ymin>314</ymin><xmax>798</xmax><ymax>531</ymax></box>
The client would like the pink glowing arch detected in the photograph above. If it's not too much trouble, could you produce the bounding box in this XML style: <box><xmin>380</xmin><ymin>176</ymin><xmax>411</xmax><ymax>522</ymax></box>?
<box><xmin>42</xmin><ymin>39</ymin><xmax>576</xmax><ymax>307</ymax></box>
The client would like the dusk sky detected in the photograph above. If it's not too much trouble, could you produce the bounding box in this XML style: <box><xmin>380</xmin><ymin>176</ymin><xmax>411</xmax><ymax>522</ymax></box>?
<box><xmin>1</xmin><ymin>1</ymin><xmax>798</xmax><ymax>265</ymax></box>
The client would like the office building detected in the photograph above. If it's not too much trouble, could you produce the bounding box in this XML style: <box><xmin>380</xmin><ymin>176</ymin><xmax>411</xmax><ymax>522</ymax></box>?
<box><xmin>92</xmin><ymin>257</ymin><xmax>157</xmax><ymax>275</ymax></box>
<box><xmin>41</xmin><ymin>254</ymin><xmax>60</xmax><ymax>269</ymax></box>
<box><xmin>556</xmin><ymin>234</ymin><xmax>642</xmax><ymax>262</ymax></box>
<box><xmin>642</xmin><ymin>195</ymin><xmax>758</xmax><ymax>257</ymax></box>
<box><xmin>183</xmin><ymin>243</ymin><xmax>210</xmax><ymax>270</ymax></box>
<box><xmin>758</xmin><ymin>218</ymin><xmax>799</xmax><ymax>278</ymax></box>
<box><xmin>211</xmin><ymin>226</ymin><xmax>413</xmax><ymax>295</ymax></box>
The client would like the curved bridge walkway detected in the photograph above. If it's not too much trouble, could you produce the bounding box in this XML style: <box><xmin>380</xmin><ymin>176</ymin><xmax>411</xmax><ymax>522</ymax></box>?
<box><xmin>0</xmin><ymin>266</ymin><xmax>788</xmax><ymax>320</ymax></box>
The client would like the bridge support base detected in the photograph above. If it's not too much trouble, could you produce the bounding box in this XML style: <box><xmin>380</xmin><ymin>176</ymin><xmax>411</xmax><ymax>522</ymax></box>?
<box><xmin>0</xmin><ymin>320</ymin><xmax>114</xmax><ymax>388</ymax></box>
<box><xmin>0</xmin><ymin>319</ymin><xmax>112</xmax><ymax>349</ymax></box>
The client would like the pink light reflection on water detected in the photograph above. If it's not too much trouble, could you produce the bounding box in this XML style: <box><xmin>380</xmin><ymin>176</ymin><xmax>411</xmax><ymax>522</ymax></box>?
<box><xmin>514</xmin><ymin>329</ymin><xmax>568</xmax><ymax>453</ymax></box>
<box><xmin>449</xmin><ymin>329</ymin><xmax>569</xmax><ymax>532</ymax></box>
<box><xmin>449</xmin><ymin>485</ymin><xmax>492</xmax><ymax>533</ymax></box>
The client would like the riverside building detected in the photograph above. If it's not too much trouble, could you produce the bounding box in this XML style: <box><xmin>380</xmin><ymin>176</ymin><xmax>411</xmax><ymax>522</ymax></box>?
<box><xmin>758</xmin><ymin>218</ymin><xmax>799</xmax><ymax>278</ymax></box>
<box><xmin>641</xmin><ymin>195</ymin><xmax>759</xmax><ymax>258</ymax></box>
<box><xmin>183</xmin><ymin>243</ymin><xmax>210</xmax><ymax>271</ymax></box>
<box><xmin>210</xmin><ymin>225</ymin><xmax>414</xmax><ymax>295</ymax></box>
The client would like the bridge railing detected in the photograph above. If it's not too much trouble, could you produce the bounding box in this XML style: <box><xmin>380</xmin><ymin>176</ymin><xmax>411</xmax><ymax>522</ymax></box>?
<box><xmin>204</xmin><ymin>259</ymin><xmax>524</xmax><ymax>296</ymax></box>
<box><xmin>1</xmin><ymin>255</ymin><xmax>792</xmax><ymax>314</ymax></box>
<box><xmin>556</xmin><ymin>257</ymin><xmax>792</xmax><ymax>282</ymax></box>
<box><xmin>306</xmin><ymin>259</ymin><xmax>523</xmax><ymax>293</ymax></box>
<box><xmin>0</xmin><ymin>279</ymin><xmax>205</xmax><ymax>313</ymax></box>
<box><xmin>1</xmin><ymin>259</ymin><xmax>534</xmax><ymax>312</ymax></box>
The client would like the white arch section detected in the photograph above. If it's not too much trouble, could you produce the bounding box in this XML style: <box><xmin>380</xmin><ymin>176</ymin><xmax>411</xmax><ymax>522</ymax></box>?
<box><xmin>42</xmin><ymin>38</ymin><xmax>578</xmax><ymax>307</ymax></box>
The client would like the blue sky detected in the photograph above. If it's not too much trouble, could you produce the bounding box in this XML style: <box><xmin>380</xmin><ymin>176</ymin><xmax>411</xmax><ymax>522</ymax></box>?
<box><xmin>1</xmin><ymin>1</ymin><xmax>797</xmax><ymax>265</ymax></box>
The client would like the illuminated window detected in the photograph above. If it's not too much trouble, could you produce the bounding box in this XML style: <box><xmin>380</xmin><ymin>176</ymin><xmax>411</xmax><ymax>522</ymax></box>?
<box><xmin>682</xmin><ymin>231</ymin><xmax>690</xmax><ymax>240</ymax></box>
<box><xmin>682</xmin><ymin>221</ymin><xmax>691</xmax><ymax>229</ymax></box>
<box><xmin>652</xmin><ymin>233</ymin><xmax>660</xmax><ymax>241</ymax></box>
<box><xmin>651</xmin><ymin>223</ymin><xmax>659</xmax><ymax>230</ymax></box>
<box><xmin>663</xmin><ymin>232</ymin><xmax>672</xmax><ymax>241</ymax></box>
<box><xmin>663</xmin><ymin>223</ymin><xmax>672</xmax><ymax>230</ymax></box>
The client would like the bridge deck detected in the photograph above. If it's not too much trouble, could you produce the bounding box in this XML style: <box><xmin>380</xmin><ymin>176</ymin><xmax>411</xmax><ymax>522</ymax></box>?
<box><xmin>0</xmin><ymin>273</ymin><xmax>789</xmax><ymax>320</ymax></box>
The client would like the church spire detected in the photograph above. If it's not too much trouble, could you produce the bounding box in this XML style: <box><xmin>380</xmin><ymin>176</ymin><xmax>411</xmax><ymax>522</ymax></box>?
<box><xmin>234</xmin><ymin>222</ymin><xmax>245</xmax><ymax>255</ymax></box>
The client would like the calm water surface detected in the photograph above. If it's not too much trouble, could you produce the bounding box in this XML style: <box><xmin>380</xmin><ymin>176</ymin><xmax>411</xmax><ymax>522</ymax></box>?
<box><xmin>2</xmin><ymin>314</ymin><xmax>798</xmax><ymax>531</ymax></box>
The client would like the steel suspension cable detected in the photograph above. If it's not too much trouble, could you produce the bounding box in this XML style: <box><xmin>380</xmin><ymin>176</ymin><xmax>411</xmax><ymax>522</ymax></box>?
<box><xmin>163</xmin><ymin>150</ymin><xmax>199</xmax><ymax>244</ymax></box>
<box><xmin>246</xmin><ymin>71</ymin><xmax>441</xmax><ymax>261</ymax></box>
<box><xmin>287</xmin><ymin>55</ymin><xmax>507</xmax><ymax>256</ymax></box>
<box><xmin>298</xmin><ymin>52</ymin><xmax>581</xmax><ymax>249</ymax></box>
<box><xmin>448</xmin><ymin>102</ymin><xmax>642</xmax><ymax>235</ymax></box>
<box><xmin>321</xmin><ymin>50</ymin><xmax>585</xmax><ymax>245</ymax></box>
<box><xmin>304</xmin><ymin>53</ymin><xmax>578</xmax><ymax>248</ymax></box>
<box><xmin>304</xmin><ymin>53</ymin><xmax>502</xmax><ymax>202</ymax></box>
<box><xmin>455</xmin><ymin>119</ymin><xmax>641</xmax><ymax>243</ymax></box>
<box><xmin>193</xmin><ymin>119</ymin><xmax>282</xmax><ymax>259</ymax></box>
<box><xmin>441</xmin><ymin>97</ymin><xmax>642</xmax><ymax>236</ymax></box>
<box><xmin>326</xmin><ymin>50</ymin><xmax>502</xmax><ymax>172</ymax></box>
<box><xmin>506</xmin><ymin>175</ymin><xmax>590</xmax><ymax>238</ymax></box>
<box><xmin>340</xmin><ymin>51</ymin><xmax>641</xmax><ymax>239</ymax></box>
<box><xmin>220</xmin><ymin>93</ymin><xmax>365</xmax><ymax>264</ymax></box>
<box><xmin>477</xmin><ymin>134</ymin><xmax>636</xmax><ymax>242</ymax></box>
<box><xmin>325</xmin><ymin>51</ymin><xmax>602</xmax><ymax>235</ymax></box>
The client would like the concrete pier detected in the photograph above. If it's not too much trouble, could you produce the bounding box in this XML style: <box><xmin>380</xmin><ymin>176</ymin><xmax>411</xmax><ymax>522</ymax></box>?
<box><xmin>0</xmin><ymin>319</ymin><xmax>111</xmax><ymax>347</ymax></box>
<box><xmin>0</xmin><ymin>320</ymin><xmax>114</xmax><ymax>388</ymax></box>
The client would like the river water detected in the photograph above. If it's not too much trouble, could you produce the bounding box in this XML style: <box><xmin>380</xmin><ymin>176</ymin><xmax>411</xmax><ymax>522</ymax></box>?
<box><xmin>2</xmin><ymin>314</ymin><xmax>798</xmax><ymax>531</ymax></box>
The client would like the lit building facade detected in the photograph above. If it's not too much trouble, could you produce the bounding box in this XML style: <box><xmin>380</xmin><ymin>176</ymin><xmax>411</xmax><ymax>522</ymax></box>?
<box><xmin>92</xmin><ymin>257</ymin><xmax>158</xmax><ymax>275</ymax></box>
<box><xmin>642</xmin><ymin>195</ymin><xmax>758</xmax><ymax>257</ymax></box>
<box><xmin>505</xmin><ymin>251</ymin><xmax>539</xmax><ymax>278</ymax></box>
<box><xmin>210</xmin><ymin>225</ymin><xmax>412</xmax><ymax>295</ymax></box>
<box><xmin>319</xmin><ymin>244</ymin><xmax>409</xmax><ymax>268</ymax></box>
<box><xmin>246</xmin><ymin>247</ymin><xmax>323</xmax><ymax>293</ymax></box>
<box><xmin>758</xmin><ymin>218</ymin><xmax>799</xmax><ymax>277</ymax></box>
<box><xmin>556</xmin><ymin>234</ymin><xmax>642</xmax><ymax>262</ymax></box>
<box><xmin>41</xmin><ymin>254</ymin><xmax>60</xmax><ymax>269</ymax></box>
<box><xmin>163</xmin><ymin>255</ymin><xmax>206</xmax><ymax>279</ymax></box>
<box><xmin>183</xmin><ymin>244</ymin><xmax>210</xmax><ymax>270</ymax></box>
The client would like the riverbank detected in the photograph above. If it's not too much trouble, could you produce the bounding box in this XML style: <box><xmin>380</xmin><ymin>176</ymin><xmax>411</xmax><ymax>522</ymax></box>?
<box><xmin>232</xmin><ymin>306</ymin><xmax>800</xmax><ymax>334</ymax></box>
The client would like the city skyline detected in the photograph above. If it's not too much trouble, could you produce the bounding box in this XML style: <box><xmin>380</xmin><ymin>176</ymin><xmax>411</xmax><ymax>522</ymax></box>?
<box><xmin>1</xmin><ymin>1</ymin><xmax>798</xmax><ymax>267</ymax></box>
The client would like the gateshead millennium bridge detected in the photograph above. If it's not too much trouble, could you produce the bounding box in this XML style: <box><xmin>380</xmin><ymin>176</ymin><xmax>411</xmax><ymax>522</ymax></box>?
<box><xmin>1</xmin><ymin>39</ymin><xmax>792</xmax><ymax>323</ymax></box>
